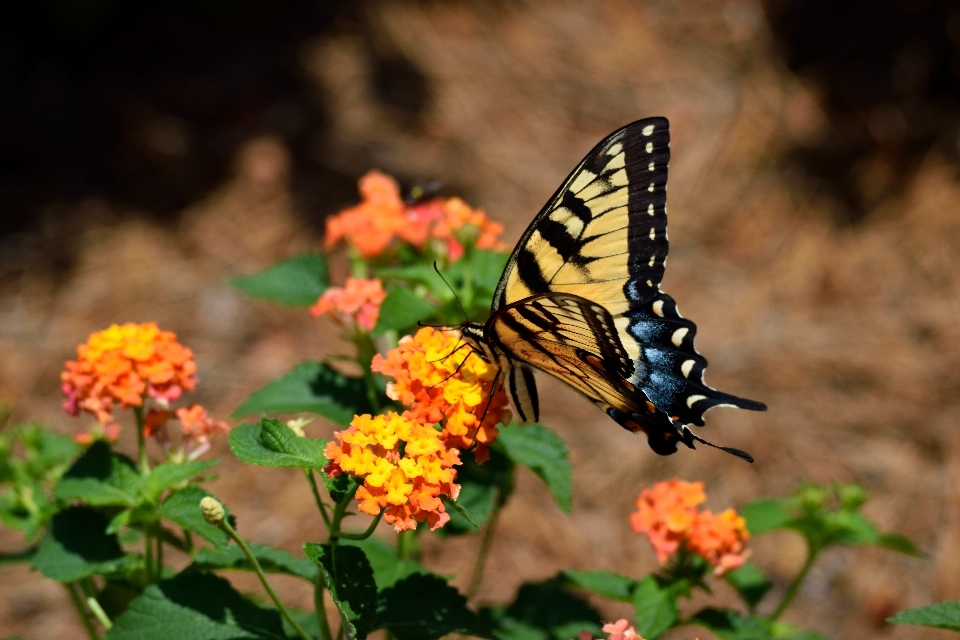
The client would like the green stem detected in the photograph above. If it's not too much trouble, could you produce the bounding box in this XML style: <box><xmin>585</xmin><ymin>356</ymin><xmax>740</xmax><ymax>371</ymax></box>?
<box><xmin>396</xmin><ymin>529</ymin><xmax>420</xmax><ymax>562</ymax></box>
<box><xmin>314</xmin><ymin>570</ymin><xmax>334</xmax><ymax>640</ymax></box>
<box><xmin>155</xmin><ymin>529</ymin><xmax>164</xmax><ymax>579</ymax></box>
<box><xmin>305</xmin><ymin>469</ymin><xmax>332</xmax><ymax>531</ymax></box>
<box><xmin>66</xmin><ymin>582</ymin><xmax>101</xmax><ymax>640</ymax></box>
<box><xmin>354</xmin><ymin>333</ymin><xmax>382</xmax><ymax>413</ymax></box>
<box><xmin>83</xmin><ymin>589</ymin><xmax>113</xmax><ymax>631</ymax></box>
<box><xmin>133</xmin><ymin>405</ymin><xmax>150</xmax><ymax>475</ymax></box>
<box><xmin>773</xmin><ymin>547</ymin><xmax>817</xmax><ymax>619</ymax></box>
<box><xmin>336</xmin><ymin>512</ymin><xmax>383</xmax><ymax>540</ymax></box>
<box><xmin>219</xmin><ymin>518</ymin><xmax>314</xmax><ymax>640</ymax></box>
<box><xmin>467</xmin><ymin>504</ymin><xmax>501</xmax><ymax>601</ymax></box>
<box><xmin>327</xmin><ymin>479</ymin><xmax>360</xmax><ymax>544</ymax></box>
<box><xmin>144</xmin><ymin>527</ymin><xmax>154</xmax><ymax>583</ymax></box>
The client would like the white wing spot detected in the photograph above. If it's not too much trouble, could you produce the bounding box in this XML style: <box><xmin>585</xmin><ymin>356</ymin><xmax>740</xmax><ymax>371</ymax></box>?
<box><xmin>648</xmin><ymin>255</ymin><xmax>656</xmax><ymax>267</ymax></box>
<box><xmin>681</xmin><ymin>360</ymin><xmax>695</xmax><ymax>378</ymax></box>
<box><xmin>652</xmin><ymin>300</ymin><xmax>664</xmax><ymax>317</ymax></box>
<box><xmin>649</xmin><ymin>227</ymin><xmax>656</xmax><ymax>240</ymax></box>
<box><xmin>648</xmin><ymin>162</ymin><xmax>655</xmax><ymax>171</ymax></box>
<box><xmin>686</xmin><ymin>395</ymin><xmax>707</xmax><ymax>408</ymax></box>
<box><xmin>647</xmin><ymin>203</ymin><xmax>654</xmax><ymax>215</ymax></box>
<box><xmin>648</xmin><ymin>183</ymin><xmax>655</xmax><ymax>192</ymax></box>
<box><xmin>671</xmin><ymin>328</ymin><xmax>688</xmax><ymax>347</ymax></box>
<box><xmin>608</xmin><ymin>142</ymin><xmax>623</xmax><ymax>156</ymax></box>
<box><xmin>645</xmin><ymin>142</ymin><xmax>653</xmax><ymax>153</ymax></box>
<box><xmin>646</xmin><ymin>279</ymin><xmax>653</xmax><ymax>287</ymax></box>
<box><xmin>642</xmin><ymin>124</ymin><xmax>655</xmax><ymax>136</ymax></box>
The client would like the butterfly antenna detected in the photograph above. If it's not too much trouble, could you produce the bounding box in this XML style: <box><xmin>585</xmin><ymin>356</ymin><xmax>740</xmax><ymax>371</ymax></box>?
<box><xmin>433</xmin><ymin>261</ymin><xmax>470</xmax><ymax>322</ymax></box>
<box><xmin>427</xmin><ymin>350</ymin><xmax>475</xmax><ymax>389</ymax></box>
<box><xmin>681</xmin><ymin>427</ymin><xmax>754</xmax><ymax>463</ymax></box>
<box><xmin>416</xmin><ymin>321</ymin><xmax>460</xmax><ymax>330</ymax></box>
<box><xmin>474</xmin><ymin>370</ymin><xmax>502</xmax><ymax>428</ymax></box>
<box><xmin>429</xmin><ymin>339</ymin><xmax>470</xmax><ymax>363</ymax></box>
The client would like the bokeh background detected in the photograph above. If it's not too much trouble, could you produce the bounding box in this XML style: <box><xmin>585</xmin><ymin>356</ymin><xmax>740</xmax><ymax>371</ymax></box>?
<box><xmin>2</xmin><ymin>0</ymin><xmax>960</xmax><ymax>638</ymax></box>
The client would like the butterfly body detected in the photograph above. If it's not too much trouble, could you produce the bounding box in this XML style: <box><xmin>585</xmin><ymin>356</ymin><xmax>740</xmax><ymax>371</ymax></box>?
<box><xmin>463</xmin><ymin>117</ymin><xmax>765</xmax><ymax>459</ymax></box>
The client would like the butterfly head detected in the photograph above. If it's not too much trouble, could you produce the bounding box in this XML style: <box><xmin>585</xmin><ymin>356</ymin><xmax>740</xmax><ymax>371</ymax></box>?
<box><xmin>459</xmin><ymin>321</ymin><xmax>491</xmax><ymax>362</ymax></box>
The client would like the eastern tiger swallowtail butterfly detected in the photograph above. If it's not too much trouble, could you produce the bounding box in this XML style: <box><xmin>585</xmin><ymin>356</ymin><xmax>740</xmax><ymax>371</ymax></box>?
<box><xmin>459</xmin><ymin>117</ymin><xmax>766</xmax><ymax>461</ymax></box>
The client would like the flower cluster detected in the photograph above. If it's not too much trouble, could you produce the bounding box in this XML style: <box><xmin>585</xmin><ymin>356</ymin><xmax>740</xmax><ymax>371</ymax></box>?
<box><xmin>324</xmin><ymin>170</ymin><xmax>504</xmax><ymax>260</ymax></box>
<box><xmin>143</xmin><ymin>405</ymin><xmax>230</xmax><ymax>460</ymax></box>
<box><xmin>372</xmin><ymin>326</ymin><xmax>509</xmax><ymax>462</ymax></box>
<box><xmin>324</xmin><ymin>412</ymin><xmax>461</xmax><ymax>532</ymax></box>
<box><xmin>61</xmin><ymin>323</ymin><xmax>197</xmax><ymax>428</ymax></box>
<box><xmin>577</xmin><ymin>620</ymin><xmax>644</xmax><ymax>640</ymax></box>
<box><xmin>630</xmin><ymin>479</ymin><xmax>750</xmax><ymax>576</ymax></box>
<box><xmin>309</xmin><ymin>277</ymin><xmax>387</xmax><ymax>332</ymax></box>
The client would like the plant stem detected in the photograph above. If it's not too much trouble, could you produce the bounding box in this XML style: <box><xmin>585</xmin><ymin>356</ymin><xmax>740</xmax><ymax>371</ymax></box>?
<box><xmin>327</xmin><ymin>483</ymin><xmax>357</xmax><ymax>545</ymax></box>
<box><xmin>66</xmin><ymin>582</ymin><xmax>101</xmax><ymax>640</ymax></box>
<box><xmin>336</xmin><ymin>512</ymin><xmax>382</xmax><ymax>540</ymax></box>
<box><xmin>305</xmin><ymin>469</ymin><xmax>332</xmax><ymax>531</ymax></box>
<box><xmin>78</xmin><ymin>578</ymin><xmax>112</xmax><ymax>630</ymax></box>
<box><xmin>144</xmin><ymin>527</ymin><xmax>154</xmax><ymax>582</ymax></box>
<box><xmin>467</xmin><ymin>504</ymin><xmax>501</xmax><ymax>601</ymax></box>
<box><xmin>155</xmin><ymin>528</ymin><xmax>164</xmax><ymax>579</ymax></box>
<box><xmin>133</xmin><ymin>405</ymin><xmax>150</xmax><ymax>475</ymax></box>
<box><xmin>773</xmin><ymin>548</ymin><xmax>817</xmax><ymax>619</ymax></box>
<box><xmin>314</xmin><ymin>570</ymin><xmax>334</xmax><ymax>640</ymax></box>
<box><xmin>218</xmin><ymin>518</ymin><xmax>314</xmax><ymax>640</ymax></box>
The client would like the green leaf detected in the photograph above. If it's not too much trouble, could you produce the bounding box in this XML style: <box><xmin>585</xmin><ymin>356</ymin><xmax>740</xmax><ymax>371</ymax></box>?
<box><xmin>371</xmin><ymin>284</ymin><xmax>438</xmax><ymax>338</ymax></box>
<box><xmin>689</xmin><ymin>608</ymin><xmax>774</xmax><ymax>640</ymax></box>
<box><xmin>230</xmin><ymin>418</ymin><xmax>329</xmax><ymax>469</ymax></box>
<box><xmin>878</xmin><ymin>533</ymin><xmax>922</xmax><ymax>556</ymax></box>
<box><xmin>157</xmin><ymin>486</ymin><xmax>231</xmax><ymax>548</ymax></box>
<box><xmin>375</xmin><ymin>265</ymin><xmax>449</xmax><ymax>299</ymax></box>
<box><xmin>483</xmin><ymin>579</ymin><xmax>602</xmax><ymax>640</ymax></box>
<box><xmin>192</xmin><ymin>543</ymin><xmax>317</xmax><ymax>582</ymax></box>
<box><xmin>742</xmin><ymin>499</ymin><xmax>794</xmax><ymax>535</ymax></box>
<box><xmin>339</xmin><ymin>537</ymin><xmax>429</xmax><ymax>590</ymax></box>
<box><xmin>233</xmin><ymin>361</ymin><xmax>374</xmax><ymax>425</ymax></box>
<box><xmin>230</xmin><ymin>252</ymin><xmax>329</xmax><ymax>307</ymax></box>
<box><xmin>444</xmin><ymin>495</ymin><xmax>481</xmax><ymax>530</ymax></box>
<box><xmin>106</xmin><ymin>571</ymin><xmax>289</xmax><ymax>640</ymax></box>
<box><xmin>378</xmin><ymin>573</ymin><xmax>490</xmax><ymax>640</ymax></box>
<box><xmin>443</xmin><ymin>448</ymin><xmax>514</xmax><ymax>534</ymax></box>
<box><xmin>10</xmin><ymin>424</ymin><xmax>82</xmax><ymax>482</ymax></box>
<box><xmin>829</xmin><ymin>511</ymin><xmax>881</xmax><ymax>546</ymax></box>
<box><xmin>724</xmin><ymin>562</ymin><xmax>772</xmax><ymax>609</ymax></box>
<box><xmin>31</xmin><ymin>507</ymin><xmax>127</xmax><ymax>581</ymax></box>
<box><xmin>54</xmin><ymin>441</ymin><xmax>142</xmax><ymax>507</ymax></box>
<box><xmin>495</xmin><ymin>424</ymin><xmax>571</xmax><ymax>513</ymax></box>
<box><xmin>562</xmin><ymin>569</ymin><xmax>635</xmax><ymax>602</ymax></box>
<box><xmin>888</xmin><ymin>599</ymin><xmax>960</xmax><ymax>631</ymax></box>
<box><xmin>145</xmin><ymin>459</ymin><xmax>219</xmax><ymax>501</ymax></box>
<box><xmin>323</xmin><ymin>472</ymin><xmax>356</xmax><ymax>503</ymax></box>
<box><xmin>631</xmin><ymin>576</ymin><xmax>678</xmax><ymax>640</ymax></box>
<box><xmin>446</xmin><ymin>480</ymin><xmax>498</xmax><ymax>532</ymax></box>
<box><xmin>467</xmin><ymin>249</ymin><xmax>510</xmax><ymax>296</ymax></box>
<box><xmin>304</xmin><ymin>543</ymin><xmax>378</xmax><ymax>640</ymax></box>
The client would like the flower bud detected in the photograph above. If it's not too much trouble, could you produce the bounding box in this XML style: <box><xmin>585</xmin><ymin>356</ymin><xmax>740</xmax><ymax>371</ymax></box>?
<box><xmin>200</xmin><ymin>496</ymin><xmax>225</xmax><ymax>526</ymax></box>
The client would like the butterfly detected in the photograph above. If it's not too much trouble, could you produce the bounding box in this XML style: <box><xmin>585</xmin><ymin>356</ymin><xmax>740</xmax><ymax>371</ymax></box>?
<box><xmin>459</xmin><ymin>117</ymin><xmax>766</xmax><ymax>460</ymax></box>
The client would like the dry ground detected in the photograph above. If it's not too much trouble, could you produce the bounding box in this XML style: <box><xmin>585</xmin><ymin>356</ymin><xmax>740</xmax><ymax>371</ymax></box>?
<box><xmin>2</xmin><ymin>2</ymin><xmax>960</xmax><ymax>638</ymax></box>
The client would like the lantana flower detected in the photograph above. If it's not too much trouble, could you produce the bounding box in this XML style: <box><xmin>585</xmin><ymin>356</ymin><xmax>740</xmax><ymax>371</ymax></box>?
<box><xmin>143</xmin><ymin>405</ymin><xmax>231</xmax><ymax>461</ymax></box>
<box><xmin>324</xmin><ymin>412</ymin><xmax>461</xmax><ymax>532</ymax></box>
<box><xmin>371</xmin><ymin>326</ymin><xmax>509</xmax><ymax>462</ymax></box>
<box><xmin>309</xmin><ymin>277</ymin><xmax>387</xmax><ymax>332</ymax></box>
<box><xmin>577</xmin><ymin>620</ymin><xmax>645</xmax><ymax>640</ymax></box>
<box><xmin>630</xmin><ymin>479</ymin><xmax>750</xmax><ymax>576</ymax></box>
<box><xmin>324</xmin><ymin>170</ymin><xmax>504</xmax><ymax>259</ymax></box>
<box><xmin>61</xmin><ymin>322</ymin><xmax>198</xmax><ymax>432</ymax></box>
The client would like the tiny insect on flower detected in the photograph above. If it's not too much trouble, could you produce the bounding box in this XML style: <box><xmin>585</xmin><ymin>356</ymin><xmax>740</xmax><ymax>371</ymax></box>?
<box><xmin>371</xmin><ymin>327</ymin><xmax>510</xmax><ymax>462</ymax></box>
<box><xmin>324</xmin><ymin>412</ymin><xmax>461</xmax><ymax>532</ymax></box>
<box><xmin>309</xmin><ymin>277</ymin><xmax>387</xmax><ymax>332</ymax></box>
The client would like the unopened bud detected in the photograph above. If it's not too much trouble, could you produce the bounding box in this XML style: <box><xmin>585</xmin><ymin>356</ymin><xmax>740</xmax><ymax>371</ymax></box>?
<box><xmin>200</xmin><ymin>496</ymin><xmax>225</xmax><ymax>526</ymax></box>
<box><xmin>286</xmin><ymin>416</ymin><xmax>314</xmax><ymax>438</ymax></box>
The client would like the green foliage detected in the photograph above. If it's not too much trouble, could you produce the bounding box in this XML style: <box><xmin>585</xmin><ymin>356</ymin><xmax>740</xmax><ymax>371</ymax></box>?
<box><xmin>690</xmin><ymin>609</ymin><xmax>829</xmax><ymax>640</ymax></box>
<box><xmin>725</xmin><ymin>563</ymin><xmax>773</xmax><ymax>611</ymax></box>
<box><xmin>631</xmin><ymin>576</ymin><xmax>678</xmax><ymax>639</ymax></box>
<box><xmin>55</xmin><ymin>442</ymin><xmax>141</xmax><ymax>507</ymax></box>
<box><xmin>378</xmin><ymin>573</ymin><xmax>490</xmax><ymax>640</ymax></box>
<box><xmin>192</xmin><ymin>543</ymin><xmax>317</xmax><ymax>582</ymax></box>
<box><xmin>323</xmin><ymin>472</ymin><xmax>355</xmax><ymax>504</ymax></box>
<box><xmin>304</xmin><ymin>543</ymin><xmax>379</xmax><ymax>640</ymax></box>
<box><xmin>444</xmin><ymin>448</ymin><xmax>513</xmax><ymax>534</ymax></box>
<box><xmin>232</xmin><ymin>361</ymin><xmax>377</xmax><ymax>425</ymax></box>
<box><xmin>31</xmin><ymin>507</ymin><xmax>130</xmax><ymax>582</ymax></box>
<box><xmin>230</xmin><ymin>252</ymin><xmax>329</xmax><ymax>307</ymax></box>
<box><xmin>371</xmin><ymin>284</ymin><xmax>438</xmax><ymax>337</ymax></box>
<box><xmin>229</xmin><ymin>418</ymin><xmax>329</xmax><ymax>470</ymax></box>
<box><xmin>107</xmin><ymin>571</ymin><xmax>291</xmax><ymax>640</ymax></box>
<box><xmin>482</xmin><ymin>579</ymin><xmax>603</xmax><ymax>640</ymax></box>
<box><xmin>339</xmin><ymin>536</ymin><xmax>430</xmax><ymax>590</ymax></box>
<box><xmin>562</xmin><ymin>569</ymin><xmax>635</xmax><ymax>602</ymax></box>
<box><xmin>495</xmin><ymin>423</ymin><xmax>571</xmax><ymax>513</ymax></box>
<box><xmin>145</xmin><ymin>459</ymin><xmax>219</xmax><ymax>502</ymax></box>
<box><xmin>157</xmin><ymin>486</ymin><xmax>231</xmax><ymax>548</ymax></box>
<box><xmin>888</xmin><ymin>599</ymin><xmax>960</xmax><ymax>632</ymax></box>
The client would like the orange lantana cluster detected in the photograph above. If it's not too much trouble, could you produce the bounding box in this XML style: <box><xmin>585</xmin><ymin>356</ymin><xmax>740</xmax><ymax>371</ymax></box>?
<box><xmin>630</xmin><ymin>479</ymin><xmax>750</xmax><ymax>576</ymax></box>
<box><xmin>324</xmin><ymin>412</ymin><xmax>461</xmax><ymax>532</ymax></box>
<box><xmin>143</xmin><ymin>405</ymin><xmax>230</xmax><ymax>460</ymax></box>
<box><xmin>309</xmin><ymin>277</ymin><xmax>387</xmax><ymax>332</ymax></box>
<box><xmin>371</xmin><ymin>326</ymin><xmax>509</xmax><ymax>462</ymax></box>
<box><xmin>61</xmin><ymin>323</ymin><xmax>197</xmax><ymax>428</ymax></box>
<box><xmin>578</xmin><ymin>620</ymin><xmax>645</xmax><ymax>640</ymax></box>
<box><xmin>324</xmin><ymin>170</ymin><xmax>504</xmax><ymax>260</ymax></box>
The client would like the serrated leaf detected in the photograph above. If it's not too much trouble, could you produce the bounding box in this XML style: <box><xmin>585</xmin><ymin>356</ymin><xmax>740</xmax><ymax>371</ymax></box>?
<box><xmin>888</xmin><ymin>599</ymin><xmax>960</xmax><ymax>631</ymax></box>
<box><xmin>54</xmin><ymin>441</ymin><xmax>142</xmax><ymax>507</ymax></box>
<box><xmin>371</xmin><ymin>284</ymin><xmax>438</xmax><ymax>338</ymax></box>
<box><xmin>232</xmin><ymin>361</ymin><xmax>373</xmax><ymax>425</ymax></box>
<box><xmin>562</xmin><ymin>570</ymin><xmax>635</xmax><ymax>602</ymax></box>
<box><xmin>485</xmin><ymin>579</ymin><xmax>602</xmax><ymax>640</ymax></box>
<box><xmin>378</xmin><ymin>572</ymin><xmax>490</xmax><ymax>640</ymax></box>
<box><xmin>230</xmin><ymin>252</ymin><xmax>329</xmax><ymax>307</ymax></box>
<box><xmin>157</xmin><ymin>486</ymin><xmax>230</xmax><ymax>548</ymax></box>
<box><xmin>631</xmin><ymin>576</ymin><xmax>678</xmax><ymax>639</ymax></box>
<box><xmin>192</xmin><ymin>543</ymin><xmax>317</xmax><ymax>582</ymax></box>
<box><xmin>495</xmin><ymin>424</ymin><xmax>571</xmax><ymax>513</ymax></box>
<box><xmin>106</xmin><ymin>571</ymin><xmax>288</xmax><ymax>640</ymax></box>
<box><xmin>742</xmin><ymin>499</ymin><xmax>794</xmax><ymax>535</ymax></box>
<box><xmin>724</xmin><ymin>562</ymin><xmax>772</xmax><ymax>609</ymax></box>
<box><xmin>339</xmin><ymin>537</ymin><xmax>429</xmax><ymax>590</ymax></box>
<box><xmin>304</xmin><ymin>543</ymin><xmax>378</xmax><ymax>640</ymax></box>
<box><xmin>31</xmin><ymin>507</ymin><xmax>128</xmax><ymax>581</ymax></box>
<box><xmin>145</xmin><ymin>459</ymin><xmax>219</xmax><ymax>501</ymax></box>
<box><xmin>229</xmin><ymin>418</ymin><xmax>329</xmax><ymax>469</ymax></box>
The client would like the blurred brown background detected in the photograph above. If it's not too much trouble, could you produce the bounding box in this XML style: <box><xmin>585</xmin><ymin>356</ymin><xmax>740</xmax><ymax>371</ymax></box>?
<box><xmin>2</xmin><ymin>0</ymin><xmax>960</xmax><ymax>638</ymax></box>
